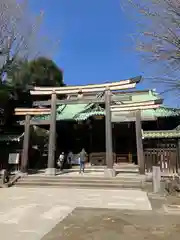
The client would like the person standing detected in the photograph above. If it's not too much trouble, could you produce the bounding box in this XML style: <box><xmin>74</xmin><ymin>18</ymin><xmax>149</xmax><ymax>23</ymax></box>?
<box><xmin>79</xmin><ymin>148</ymin><xmax>87</xmax><ymax>174</ymax></box>
<box><xmin>67</xmin><ymin>151</ymin><xmax>73</xmax><ymax>168</ymax></box>
<box><xmin>57</xmin><ymin>152</ymin><xmax>64</xmax><ymax>171</ymax></box>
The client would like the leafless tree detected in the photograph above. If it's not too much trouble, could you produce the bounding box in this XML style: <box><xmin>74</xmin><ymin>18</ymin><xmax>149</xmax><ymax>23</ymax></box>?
<box><xmin>121</xmin><ymin>0</ymin><xmax>180</xmax><ymax>95</ymax></box>
<box><xmin>0</xmin><ymin>0</ymin><xmax>59</xmax><ymax>80</ymax></box>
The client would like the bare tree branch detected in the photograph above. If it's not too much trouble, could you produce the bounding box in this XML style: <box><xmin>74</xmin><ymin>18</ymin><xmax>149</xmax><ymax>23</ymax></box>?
<box><xmin>121</xmin><ymin>0</ymin><xmax>180</xmax><ymax>94</ymax></box>
<box><xmin>0</xmin><ymin>0</ymin><xmax>60</xmax><ymax>81</ymax></box>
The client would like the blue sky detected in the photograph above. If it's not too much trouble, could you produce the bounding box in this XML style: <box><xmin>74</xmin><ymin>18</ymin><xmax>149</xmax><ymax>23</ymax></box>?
<box><xmin>29</xmin><ymin>0</ymin><xmax>174</xmax><ymax>105</ymax></box>
<box><xmin>30</xmin><ymin>1</ymin><xmax>144</xmax><ymax>83</ymax></box>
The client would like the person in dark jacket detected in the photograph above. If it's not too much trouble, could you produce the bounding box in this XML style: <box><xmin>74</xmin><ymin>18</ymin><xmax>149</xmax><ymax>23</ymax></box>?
<box><xmin>79</xmin><ymin>148</ymin><xmax>87</xmax><ymax>174</ymax></box>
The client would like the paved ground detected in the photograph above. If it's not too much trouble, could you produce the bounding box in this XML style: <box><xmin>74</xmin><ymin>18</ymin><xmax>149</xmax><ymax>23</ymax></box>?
<box><xmin>0</xmin><ymin>187</ymin><xmax>151</xmax><ymax>239</ymax></box>
<box><xmin>1</xmin><ymin>187</ymin><xmax>180</xmax><ymax>240</ymax></box>
<box><xmin>42</xmin><ymin>208</ymin><xmax>180</xmax><ymax>240</ymax></box>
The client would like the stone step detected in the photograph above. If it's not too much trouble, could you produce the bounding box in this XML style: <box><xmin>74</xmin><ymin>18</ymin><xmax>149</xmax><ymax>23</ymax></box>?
<box><xmin>26</xmin><ymin>172</ymin><xmax>142</xmax><ymax>177</ymax></box>
<box><xmin>70</xmin><ymin>165</ymin><xmax>139</xmax><ymax>173</ymax></box>
<box><xmin>68</xmin><ymin>169</ymin><xmax>139</xmax><ymax>174</ymax></box>
<box><xmin>27</xmin><ymin>164</ymin><xmax>139</xmax><ymax>175</ymax></box>
<box><xmin>20</xmin><ymin>176</ymin><xmax>142</xmax><ymax>184</ymax></box>
<box><xmin>14</xmin><ymin>173</ymin><xmax>144</xmax><ymax>189</ymax></box>
<box><xmin>15</xmin><ymin>180</ymin><xmax>142</xmax><ymax>189</ymax></box>
<box><xmin>23</xmin><ymin>173</ymin><xmax>145</xmax><ymax>180</ymax></box>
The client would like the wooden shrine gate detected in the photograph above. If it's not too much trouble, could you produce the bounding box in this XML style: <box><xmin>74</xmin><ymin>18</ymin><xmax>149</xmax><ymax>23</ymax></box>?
<box><xmin>144</xmin><ymin>148</ymin><xmax>178</xmax><ymax>174</ymax></box>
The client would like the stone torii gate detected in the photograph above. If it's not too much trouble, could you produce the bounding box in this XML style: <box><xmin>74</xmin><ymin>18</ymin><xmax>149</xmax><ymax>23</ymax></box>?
<box><xmin>15</xmin><ymin>108</ymin><xmax>51</xmax><ymax>173</ymax></box>
<box><xmin>17</xmin><ymin>76</ymin><xmax>163</xmax><ymax>176</ymax></box>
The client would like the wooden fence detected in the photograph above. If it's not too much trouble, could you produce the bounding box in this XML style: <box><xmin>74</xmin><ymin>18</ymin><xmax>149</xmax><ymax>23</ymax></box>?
<box><xmin>144</xmin><ymin>148</ymin><xmax>178</xmax><ymax>173</ymax></box>
<box><xmin>89</xmin><ymin>152</ymin><xmax>130</xmax><ymax>165</ymax></box>
<box><xmin>89</xmin><ymin>152</ymin><xmax>116</xmax><ymax>165</ymax></box>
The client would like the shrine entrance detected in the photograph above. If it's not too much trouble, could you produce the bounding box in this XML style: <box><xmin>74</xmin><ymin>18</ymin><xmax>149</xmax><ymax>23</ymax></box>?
<box><xmin>14</xmin><ymin>76</ymin><xmax>164</xmax><ymax>176</ymax></box>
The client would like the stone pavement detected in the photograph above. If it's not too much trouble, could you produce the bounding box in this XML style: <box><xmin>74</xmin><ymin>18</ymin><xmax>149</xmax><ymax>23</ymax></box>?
<box><xmin>42</xmin><ymin>208</ymin><xmax>180</xmax><ymax>240</ymax></box>
<box><xmin>0</xmin><ymin>187</ymin><xmax>151</xmax><ymax>240</ymax></box>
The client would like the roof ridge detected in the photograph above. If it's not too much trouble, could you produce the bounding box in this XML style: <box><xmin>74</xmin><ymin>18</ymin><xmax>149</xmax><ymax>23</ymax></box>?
<box><xmin>160</xmin><ymin>106</ymin><xmax>180</xmax><ymax>111</ymax></box>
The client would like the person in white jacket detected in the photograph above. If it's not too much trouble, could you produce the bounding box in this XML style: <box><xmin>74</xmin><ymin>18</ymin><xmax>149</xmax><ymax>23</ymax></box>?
<box><xmin>57</xmin><ymin>152</ymin><xmax>64</xmax><ymax>170</ymax></box>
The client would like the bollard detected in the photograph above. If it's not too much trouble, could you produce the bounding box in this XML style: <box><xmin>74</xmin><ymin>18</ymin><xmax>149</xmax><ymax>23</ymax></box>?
<box><xmin>152</xmin><ymin>166</ymin><xmax>161</xmax><ymax>193</ymax></box>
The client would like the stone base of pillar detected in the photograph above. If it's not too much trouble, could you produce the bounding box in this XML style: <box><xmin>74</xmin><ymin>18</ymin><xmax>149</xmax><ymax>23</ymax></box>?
<box><xmin>45</xmin><ymin>168</ymin><xmax>56</xmax><ymax>176</ymax></box>
<box><xmin>104</xmin><ymin>168</ymin><xmax>116</xmax><ymax>178</ymax></box>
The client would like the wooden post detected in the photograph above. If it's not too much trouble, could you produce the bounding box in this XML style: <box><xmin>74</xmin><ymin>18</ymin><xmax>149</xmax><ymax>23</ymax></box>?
<box><xmin>128</xmin><ymin>152</ymin><xmax>132</xmax><ymax>163</ymax></box>
<box><xmin>177</xmin><ymin>139</ymin><xmax>180</xmax><ymax>174</ymax></box>
<box><xmin>104</xmin><ymin>89</ymin><xmax>115</xmax><ymax>177</ymax></box>
<box><xmin>113</xmin><ymin>124</ymin><xmax>116</xmax><ymax>164</ymax></box>
<box><xmin>128</xmin><ymin>123</ymin><xmax>132</xmax><ymax>163</ymax></box>
<box><xmin>135</xmin><ymin>110</ymin><xmax>145</xmax><ymax>174</ymax></box>
<box><xmin>46</xmin><ymin>92</ymin><xmax>57</xmax><ymax>175</ymax></box>
<box><xmin>152</xmin><ymin>166</ymin><xmax>161</xmax><ymax>193</ymax></box>
<box><xmin>21</xmin><ymin>114</ymin><xmax>30</xmax><ymax>173</ymax></box>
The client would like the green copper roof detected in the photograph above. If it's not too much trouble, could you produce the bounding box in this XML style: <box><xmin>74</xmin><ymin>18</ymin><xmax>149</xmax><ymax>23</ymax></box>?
<box><xmin>74</xmin><ymin>105</ymin><xmax>104</xmax><ymax>121</ymax></box>
<box><xmin>74</xmin><ymin>110</ymin><xmax>104</xmax><ymax>121</ymax></box>
<box><xmin>33</xmin><ymin>104</ymin><xmax>91</xmax><ymax>121</ymax></box>
<box><xmin>32</xmin><ymin>89</ymin><xmax>180</xmax><ymax>122</ymax></box>
<box><xmin>142</xmin><ymin>125</ymin><xmax>180</xmax><ymax>139</ymax></box>
<box><xmin>33</xmin><ymin>105</ymin><xmax>180</xmax><ymax>122</ymax></box>
<box><xmin>141</xmin><ymin>107</ymin><xmax>180</xmax><ymax>118</ymax></box>
<box><xmin>143</xmin><ymin>131</ymin><xmax>180</xmax><ymax>139</ymax></box>
<box><xmin>56</xmin><ymin>104</ymin><xmax>89</xmax><ymax>120</ymax></box>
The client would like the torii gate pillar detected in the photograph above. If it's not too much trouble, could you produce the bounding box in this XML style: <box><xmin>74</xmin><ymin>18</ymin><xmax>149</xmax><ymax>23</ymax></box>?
<box><xmin>46</xmin><ymin>92</ymin><xmax>57</xmax><ymax>175</ymax></box>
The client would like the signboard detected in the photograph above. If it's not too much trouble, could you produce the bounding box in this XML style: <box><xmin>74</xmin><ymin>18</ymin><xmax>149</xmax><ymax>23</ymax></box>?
<box><xmin>8</xmin><ymin>153</ymin><xmax>20</xmax><ymax>164</ymax></box>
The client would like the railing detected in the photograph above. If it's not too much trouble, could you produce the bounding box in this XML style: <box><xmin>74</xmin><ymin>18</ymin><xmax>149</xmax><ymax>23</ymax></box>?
<box><xmin>116</xmin><ymin>154</ymin><xmax>129</xmax><ymax>163</ymax></box>
<box><xmin>89</xmin><ymin>152</ymin><xmax>132</xmax><ymax>165</ymax></box>
<box><xmin>144</xmin><ymin>148</ymin><xmax>178</xmax><ymax>173</ymax></box>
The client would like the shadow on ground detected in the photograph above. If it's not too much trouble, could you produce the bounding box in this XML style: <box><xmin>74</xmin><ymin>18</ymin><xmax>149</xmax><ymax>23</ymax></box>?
<box><xmin>42</xmin><ymin>207</ymin><xmax>180</xmax><ymax>240</ymax></box>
